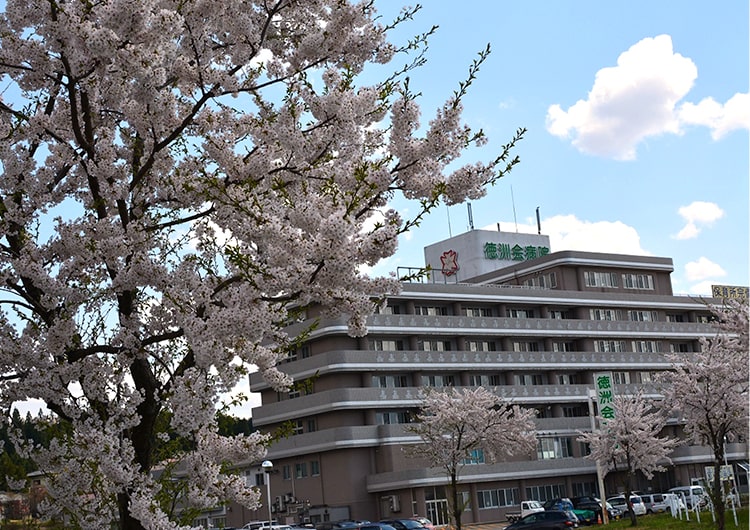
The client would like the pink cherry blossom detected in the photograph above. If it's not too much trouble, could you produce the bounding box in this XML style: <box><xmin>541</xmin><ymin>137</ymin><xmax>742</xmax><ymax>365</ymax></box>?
<box><xmin>0</xmin><ymin>1</ymin><xmax>524</xmax><ymax>528</ymax></box>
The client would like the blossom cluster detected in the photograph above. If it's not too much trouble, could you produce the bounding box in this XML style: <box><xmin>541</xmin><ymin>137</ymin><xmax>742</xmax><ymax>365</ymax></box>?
<box><xmin>0</xmin><ymin>0</ymin><xmax>523</xmax><ymax>528</ymax></box>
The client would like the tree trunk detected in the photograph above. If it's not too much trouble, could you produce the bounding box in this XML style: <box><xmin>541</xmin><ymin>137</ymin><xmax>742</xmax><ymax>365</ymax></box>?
<box><xmin>119</xmin><ymin>491</ymin><xmax>144</xmax><ymax>530</ymax></box>
<box><xmin>449</xmin><ymin>469</ymin><xmax>462</xmax><ymax>530</ymax></box>
<box><xmin>711</xmin><ymin>458</ymin><xmax>726</xmax><ymax>530</ymax></box>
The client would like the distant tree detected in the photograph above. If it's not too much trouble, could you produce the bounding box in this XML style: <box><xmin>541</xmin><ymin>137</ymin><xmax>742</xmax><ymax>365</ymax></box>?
<box><xmin>578</xmin><ymin>392</ymin><xmax>679</xmax><ymax>526</ymax></box>
<box><xmin>659</xmin><ymin>299</ymin><xmax>749</xmax><ymax>530</ymax></box>
<box><xmin>406</xmin><ymin>387</ymin><xmax>537</xmax><ymax>530</ymax></box>
<box><xmin>0</xmin><ymin>0</ymin><xmax>525</xmax><ymax>527</ymax></box>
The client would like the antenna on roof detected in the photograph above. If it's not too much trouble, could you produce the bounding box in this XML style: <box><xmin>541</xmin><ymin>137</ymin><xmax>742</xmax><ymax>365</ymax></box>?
<box><xmin>536</xmin><ymin>206</ymin><xmax>542</xmax><ymax>235</ymax></box>
<box><xmin>446</xmin><ymin>204</ymin><xmax>452</xmax><ymax>237</ymax></box>
<box><xmin>511</xmin><ymin>186</ymin><xmax>518</xmax><ymax>233</ymax></box>
<box><xmin>467</xmin><ymin>203</ymin><xmax>474</xmax><ymax>230</ymax></box>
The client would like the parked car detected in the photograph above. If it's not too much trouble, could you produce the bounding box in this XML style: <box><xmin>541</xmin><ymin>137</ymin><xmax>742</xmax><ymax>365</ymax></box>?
<box><xmin>409</xmin><ymin>517</ymin><xmax>435</xmax><ymax>530</ymax></box>
<box><xmin>668</xmin><ymin>485</ymin><xmax>708</xmax><ymax>510</ymax></box>
<box><xmin>606</xmin><ymin>495</ymin><xmax>646</xmax><ymax>516</ymax></box>
<box><xmin>506</xmin><ymin>500</ymin><xmax>546</xmax><ymax>523</ymax></box>
<box><xmin>504</xmin><ymin>510</ymin><xmax>579</xmax><ymax>530</ymax></box>
<box><xmin>542</xmin><ymin>499</ymin><xmax>594</xmax><ymax>525</ymax></box>
<box><xmin>570</xmin><ymin>496</ymin><xmax>621</xmax><ymax>521</ymax></box>
<box><xmin>316</xmin><ymin>522</ymin><xmax>364</xmax><ymax>530</ymax></box>
<box><xmin>641</xmin><ymin>493</ymin><xmax>686</xmax><ymax>514</ymax></box>
<box><xmin>357</xmin><ymin>523</ymin><xmax>397</xmax><ymax>530</ymax></box>
<box><xmin>378</xmin><ymin>520</ymin><xmax>426</xmax><ymax>530</ymax></box>
<box><xmin>244</xmin><ymin>522</ymin><xmax>270</xmax><ymax>530</ymax></box>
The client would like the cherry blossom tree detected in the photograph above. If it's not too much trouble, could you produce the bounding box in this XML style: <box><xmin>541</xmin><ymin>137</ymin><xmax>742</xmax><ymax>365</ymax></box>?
<box><xmin>659</xmin><ymin>300</ymin><xmax>749</xmax><ymax>530</ymax></box>
<box><xmin>405</xmin><ymin>387</ymin><xmax>537</xmax><ymax>530</ymax></box>
<box><xmin>0</xmin><ymin>1</ymin><xmax>525</xmax><ymax>528</ymax></box>
<box><xmin>577</xmin><ymin>392</ymin><xmax>679</xmax><ymax>526</ymax></box>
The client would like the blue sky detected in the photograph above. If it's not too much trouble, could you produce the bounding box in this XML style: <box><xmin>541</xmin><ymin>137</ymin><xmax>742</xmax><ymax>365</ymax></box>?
<box><xmin>364</xmin><ymin>0</ymin><xmax>749</xmax><ymax>295</ymax></box>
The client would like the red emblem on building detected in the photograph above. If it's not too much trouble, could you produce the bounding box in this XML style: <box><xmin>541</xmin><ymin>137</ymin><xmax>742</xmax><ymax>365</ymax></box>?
<box><xmin>440</xmin><ymin>249</ymin><xmax>460</xmax><ymax>276</ymax></box>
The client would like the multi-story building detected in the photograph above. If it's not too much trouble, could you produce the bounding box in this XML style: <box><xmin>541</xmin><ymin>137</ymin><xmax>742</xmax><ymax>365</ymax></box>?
<box><xmin>240</xmin><ymin>229</ymin><xmax>747</xmax><ymax>528</ymax></box>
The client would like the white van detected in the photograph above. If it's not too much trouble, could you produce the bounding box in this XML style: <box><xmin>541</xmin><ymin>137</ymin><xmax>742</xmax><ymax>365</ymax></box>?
<box><xmin>668</xmin><ymin>486</ymin><xmax>707</xmax><ymax>509</ymax></box>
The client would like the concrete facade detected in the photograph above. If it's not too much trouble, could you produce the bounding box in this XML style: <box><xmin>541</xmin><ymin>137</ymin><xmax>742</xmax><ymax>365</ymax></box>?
<box><xmin>235</xmin><ymin>232</ymin><xmax>747</xmax><ymax>529</ymax></box>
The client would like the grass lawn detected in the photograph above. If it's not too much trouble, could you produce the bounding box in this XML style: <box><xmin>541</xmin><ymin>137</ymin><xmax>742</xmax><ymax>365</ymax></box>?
<box><xmin>603</xmin><ymin>508</ymin><xmax>749</xmax><ymax>530</ymax></box>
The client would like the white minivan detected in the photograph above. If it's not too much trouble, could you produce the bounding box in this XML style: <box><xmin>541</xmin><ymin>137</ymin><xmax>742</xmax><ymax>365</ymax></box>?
<box><xmin>668</xmin><ymin>486</ymin><xmax>707</xmax><ymax>510</ymax></box>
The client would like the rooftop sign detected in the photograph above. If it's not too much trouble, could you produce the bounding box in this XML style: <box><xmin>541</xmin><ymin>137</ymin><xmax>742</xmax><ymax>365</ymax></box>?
<box><xmin>423</xmin><ymin>229</ymin><xmax>552</xmax><ymax>282</ymax></box>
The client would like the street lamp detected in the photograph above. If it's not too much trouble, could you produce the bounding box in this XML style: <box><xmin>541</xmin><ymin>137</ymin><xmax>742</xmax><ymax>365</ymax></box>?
<box><xmin>262</xmin><ymin>460</ymin><xmax>274</xmax><ymax>530</ymax></box>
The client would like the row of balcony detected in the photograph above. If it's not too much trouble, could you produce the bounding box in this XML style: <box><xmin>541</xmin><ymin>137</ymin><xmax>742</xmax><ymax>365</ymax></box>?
<box><xmin>282</xmin><ymin>314</ymin><xmax>715</xmax><ymax>342</ymax></box>
<box><xmin>252</xmin><ymin>383</ymin><xmax>660</xmax><ymax>426</ymax></box>
<box><xmin>368</xmin><ymin>314</ymin><xmax>715</xmax><ymax>337</ymax></box>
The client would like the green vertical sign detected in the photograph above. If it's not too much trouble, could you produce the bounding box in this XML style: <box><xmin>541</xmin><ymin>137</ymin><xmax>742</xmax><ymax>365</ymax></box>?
<box><xmin>593</xmin><ymin>372</ymin><xmax>616</xmax><ymax>423</ymax></box>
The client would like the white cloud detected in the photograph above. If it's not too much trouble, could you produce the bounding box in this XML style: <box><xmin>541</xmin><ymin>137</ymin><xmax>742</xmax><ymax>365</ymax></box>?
<box><xmin>674</xmin><ymin>201</ymin><xmax>724</xmax><ymax>240</ymax></box>
<box><xmin>546</xmin><ymin>35</ymin><xmax>749</xmax><ymax>160</ymax></box>
<box><xmin>221</xmin><ymin>370</ymin><xmax>262</xmax><ymax>419</ymax></box>
<box><xmin>686</xmin><ymin>279</ymin><xmax>720</xmax><ymax>296</ymax></box>
<box><xmin>679</xmin><ymin>92</ymin><xmax>750</xmax><ymax>139</ymax></box>
<box><xmin>684</xmin><ymin>256</ymin><xmax>727</xmax><ymax>281</ymax></box>
<box><xmin>489</xmin><ymin>214</ymin><xmax>649</xmax><ymax>255</ymax></box>
<box><xmin>541</xmin><ymin>214</ymin><xmax>649</xmax><ymax>255</ymax></box>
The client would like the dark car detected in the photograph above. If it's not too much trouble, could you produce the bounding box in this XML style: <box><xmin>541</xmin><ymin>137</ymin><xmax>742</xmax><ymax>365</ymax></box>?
<box><xmin>543</xmin><ymin>498</ymin><xmax>574</xmax><ymax>511</ymax></box>
<box><xmin>316</xmin><ymin>522</ymin><xmax>364</xmax><ymax>530</ymax></box>
<box><xmin>357</xmin><ymin>524</ymin><xmax>397</xmax><ymax>530</ymax></box>
<box><xmin>571</xmin><ymin>496</ymin><xmax>621</xmax><ymax>522</ymax></box>
<box><xmin>378</xmin><ymin>520</ymin><xmax>426</xmax><ymax>530</ymax></box>
<box><xmin>504</xmin><ymin>510</ymin><xmax>579</xmax><ymax>530</ymax></box>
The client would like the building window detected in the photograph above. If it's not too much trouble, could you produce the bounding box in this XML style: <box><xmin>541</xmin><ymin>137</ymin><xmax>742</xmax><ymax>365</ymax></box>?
<box><xmin>376</xmin><ymin>411</ymin><xmax>412</xmax><ymax>424</ymax></box>
<box><xmin>418</xmin><ymin>339</ymin><xmax>451</xmax><ymax>351</ymax></box>
<box><xmin>632</xmin><ymin>340</ymin><xmax>661</xmax><ymax>353</ymax></box>
<box><xmin>415</xmin><ymin>305</ymin><xmax>449</xmax><ymax>316</ymax></box>
<box><xmin>515</xmin><ymin>374</ymin><xmax>543</xmax><ymax>386</ymax></box>
<box><xmin>468</xmin><ymin>375</ymin><xmax>485</xmax><ymax>386</ymax></box>
<box><xmin>282</xmin><ymin>465</ymin><xmax>291</xmax><ymax>481</ymax></box>
<box><xmin>666</xmin><ymin>313</ymin><xmax>685</xmax><ymax>322</ymax></box>
<box><xmin>696</xmin><ymin>314</ymin><xmax>711</xmax><ymax>323</ymax></box>
<box><xmin>310</xmin><ymin>460</ymin><xmax>320</xmax><ymax>476</ymax></box>
<box><xmin>421</xmin><ymin>374</ymin><xmax>456</xmax><ymax>387</ymax></box>
<box><xmin>622</xmin><ymin>273</ymin><xmax>654</xmax><ymax>290</ymax></box>
<box><xmin>376</xmin><ymin>304</ymin><xmax>402</xmax><ymax>315</ymax></box>
<box><xmin>594</xmin><ymin>340</ymin><xmax>625</xmax><ymax>352</ymax></box>
<box><xmin>552</xmin><ymin>341</ymin><xmax>574</xmax><ymax>352</ymax></box>
<box><xmin>462</xmin><ymin>448</ymin><xmax>485</xmax><ymax>464</ymax></box>
<box><xmin>526</xmin><ymin>484</ymin><xmax>566</xmax><ymax>503</ymax></box>
<box><xmin>538</xmin><ymin>437</ymin><xmax>573</xmax><ymax>459</ymax></box>
<box><xmin>371</xmin><ymin>339</ymin><xmax>404</xmax><ymax>351</ymax></box>
<box><xmin>638</xmin><ymin>371</ymin><xmax>658</xmax><ymax>383</ymax></box>
<box><xmin>463</xmin><ymin>307</ymin><xmax>493</xmax><ymax>317</ymax></box>
<box><xmin>508</xmin><ymin>308</ymin><xmax>535</xmax><ymax>318</ymax></box>
<box><xmin>468</xmin><ymin>374</ymin><xmax>502</xmax><ymax>386</ymax></box>
<box><xmin>512</xmin><ymin>341</ymin><xmax>540</xmax><ymax>352</ymax></box>
<box><xmin>563</xmin><ymin>405</ymin><xmax>587</xmax><ymax>417</ymax></box>
<box><xmin>612</xmin><ymin>371</ymin><xmax>630</xmax><ymax>384</ymax></box>
<box><xmin>477</xmin><ymin>488</ymin><xmax>519</xmax><ymax>509</ymax></box>
<box><xmin>295</xmin><ymin>463</ymin><xmax>308</xmax><ymax>479</ymax></box>
<box><xmin>628</xmin><ymin>310</ymin><xmax>658</xmax><ymax>322</ymax></box>
<box><xmin>572</xmin><ymin>482</ymin><xmax>598</xmax><ymax>497</ymax></box>
<box><xmin>590</xmin><ymin>308</ymin><xmax>621</xmax><ymax>321</ymax></box>
<box><xmin>557</xmin><ymin>373</ymin><xmax>580</xmax><ymax>385</ymax></box>
<box><xmin>584</xmin><ymin>271</ymin><xmax>618</xmax><ymax>288</ymax></box>
<box><xmin>522</xmin><ymin>272</ymin><xmax>557</xmax><ymax>289</ymax></box>
<box><xmin>670</xmin><ymin>343</ymin><xmax>690</xmax><ymax>353</ymax></box>
<box><xmin>373</xmin><ymin>374</ymin><xmax>409</xmax><ymax>388</ymax></box>
<box><xmin>307</xmin><ymin>419</ymin><xmax>317</xmax><ymax>432</ymax></box>
<box><xmin>549</xmin><ymin>310</ymin><xmax>567</xmax><ymax>319</ymax></box>
<box><xmin>291</xmin><ymin>421</ymin><xmax>303</xmax><ymax>436</ymax></box>
<box><xmin>466</xmin><ymin>340</ymin><xmax>496</xmax><ymax>352</ymax></box>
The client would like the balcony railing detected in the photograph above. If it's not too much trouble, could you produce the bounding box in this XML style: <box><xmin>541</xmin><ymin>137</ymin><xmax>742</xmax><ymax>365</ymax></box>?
<box><xmin>249</xmin><ymin>348</ymin><xmax>674</xmax><ymax>389</ymax></box>
<box><xmin>251</xmin><ymin>383</ymin><xmax>658</xmax><ymax>426</ymax></box>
